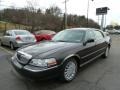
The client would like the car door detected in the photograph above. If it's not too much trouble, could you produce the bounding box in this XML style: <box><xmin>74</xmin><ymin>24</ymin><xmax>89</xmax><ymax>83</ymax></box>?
<box><xmin>94</xmin><ymin>31</ymin><xmax>107</xmax><ymax>56</ymax></box>
<box><xmin>79</xmin><ymin>31</ymin><xmax>96</xmax><ymax>64</ymax></box>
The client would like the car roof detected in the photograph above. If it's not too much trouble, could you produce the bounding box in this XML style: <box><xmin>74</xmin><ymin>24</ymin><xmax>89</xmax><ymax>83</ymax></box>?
<box><xmin>7</xmin><ymin>29</ymin><xmax>28</xmax><ymax>32</ymax></box>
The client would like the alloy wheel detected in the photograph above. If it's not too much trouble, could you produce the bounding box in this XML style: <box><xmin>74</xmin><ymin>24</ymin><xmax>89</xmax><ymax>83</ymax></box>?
<box><xmin>64</xmin><ymin>60</ymin><xmax>77</xmax><ymax>81</ymax></box>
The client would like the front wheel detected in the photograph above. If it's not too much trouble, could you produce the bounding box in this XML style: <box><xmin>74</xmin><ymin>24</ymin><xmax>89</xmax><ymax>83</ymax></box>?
<box><xmin>102</xmin><ymin>47</ymin><xmax>110</xmax><ymax>58</ymax></box>
<box><xmin>60</xmin><ymin>58</ymin><xmax>78</xmax><ymax>82</ymax></box>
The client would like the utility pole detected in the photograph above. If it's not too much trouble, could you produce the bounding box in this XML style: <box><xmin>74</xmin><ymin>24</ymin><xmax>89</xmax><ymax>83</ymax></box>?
<box><xmin>86</xmin><ymin>0</ymin><xmax>94</xmax><ymax>27</ymax></box>
<box><xmin>63</xmin><ymin>0</ymin><xmax>69</xmax><ymax>29</ymax></box>
<box><xmin>0</xmin><ymin>0</ymin><xmax>2</xmax><ymax>21</ymax></box>
<box><xmin>86</xmin><ymin>0</ymin><xmax>90</xmax><ymax>27</ymax></box>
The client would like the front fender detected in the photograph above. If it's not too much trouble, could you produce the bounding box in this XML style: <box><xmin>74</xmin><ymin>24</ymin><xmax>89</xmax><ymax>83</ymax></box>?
<box><xmin>61</xmin><ymin>54</ymin><xmax>81</xmax><ymax>65</ymax></box>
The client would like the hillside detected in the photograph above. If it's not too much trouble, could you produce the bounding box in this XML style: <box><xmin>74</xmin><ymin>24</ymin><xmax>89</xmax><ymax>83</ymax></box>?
<box><xmin>0</xmin><ymin>21</ymin><xmax>30</xmax><ymax>32</ymax></box>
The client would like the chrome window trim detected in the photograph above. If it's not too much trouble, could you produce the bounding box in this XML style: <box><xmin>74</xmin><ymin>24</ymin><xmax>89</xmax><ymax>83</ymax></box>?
<box><xmin>81</xmin><ymin>47</ymin><xmax>106</xmax><ymax>59</ymax></box>
<box><xmin>80</xmin><ymin>52</ymin><xmax>104</xmax><ymax>67</ymax></box>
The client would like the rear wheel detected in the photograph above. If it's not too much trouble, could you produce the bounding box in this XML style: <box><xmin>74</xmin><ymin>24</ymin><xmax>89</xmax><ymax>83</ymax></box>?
<box><xmin>102</xmin><ymin>46</ymin><xmax>110</xmax><ymax>58</ymax></box>
<box><xmin>10</xmin><ymin>42</ymin><xmax>15</xmax><ymax>50</ymax></box>
<box><xmin>60</xmin><ymin>58</ymin><xmax>78</xmax><ymax>82</ymax></box>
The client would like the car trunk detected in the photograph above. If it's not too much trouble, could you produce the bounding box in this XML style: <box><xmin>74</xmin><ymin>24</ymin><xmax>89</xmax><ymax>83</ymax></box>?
<box><xmin>16</xmin><ymin>35</ymin><xmax>35</xmax><ymax>43</ymax></box>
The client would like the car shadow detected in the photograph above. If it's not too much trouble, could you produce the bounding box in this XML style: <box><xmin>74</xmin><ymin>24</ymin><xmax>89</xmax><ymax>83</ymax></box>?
<box><xmin>78</xmin><ymin>57</ymin><xmax>106</xmax><ymax>72</ymax></box>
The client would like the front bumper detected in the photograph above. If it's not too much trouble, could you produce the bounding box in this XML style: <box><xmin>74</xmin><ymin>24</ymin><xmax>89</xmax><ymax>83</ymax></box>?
<box><xmin>11</xmin><ymin>59</ymin><xmax>62</xmax><ymax>80</ymax></box>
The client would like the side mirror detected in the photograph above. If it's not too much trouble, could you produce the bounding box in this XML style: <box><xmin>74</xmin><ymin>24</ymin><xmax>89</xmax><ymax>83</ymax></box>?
<box><xmin>87</xmin><ymin>39</ymin><xmax>94</xmax><ymax>43</ymax></box>
<box><xmin>83</xmin><ymin>39</ymin><xmax>94</xmax><ymax>46</ymax></box>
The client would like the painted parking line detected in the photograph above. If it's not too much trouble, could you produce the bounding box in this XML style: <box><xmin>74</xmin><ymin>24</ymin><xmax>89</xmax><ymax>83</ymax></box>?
<box><xmin>0</xmin><ymin>46</ymin><xmax>14</xmax><ymax>55</ymax></box>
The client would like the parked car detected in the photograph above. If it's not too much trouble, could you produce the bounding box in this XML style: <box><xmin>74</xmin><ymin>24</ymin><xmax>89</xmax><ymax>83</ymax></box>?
<box><xmin>107</xmin><ymin>30</ymin><xmax>120</xmax><ymax>34</ymax></box>
<box><xmin>34</xmin><ymin>30</ymin><xmax>56</xmax><ymax>42</ymax></box>
<box><xmin>0</xmin><ymin>29</ymin><xmax>36</xmax><ymax>49</ymax></box>
<box><xmin>103</xmin><ymin>31</ymin><xmax>112</xmax><ymax>44</ymax></box>
<box><xmin>11</xmin><ymin>28</ymin><xmax>111</xmax><ymax>82</ymax></box>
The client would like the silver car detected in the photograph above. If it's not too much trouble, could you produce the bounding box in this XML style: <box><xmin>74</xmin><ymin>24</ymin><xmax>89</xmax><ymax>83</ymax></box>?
<box><xmin>0</xmin><ymin>29</ymin><xmax>36</xmax><ymax>49</ymax></box>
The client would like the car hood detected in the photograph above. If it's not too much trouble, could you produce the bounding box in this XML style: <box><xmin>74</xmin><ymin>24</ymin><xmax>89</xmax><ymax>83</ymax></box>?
<box><xmin>19</xmin><ymin>41</ymin><xmax>81</xmax><ymax>57</ymax></box>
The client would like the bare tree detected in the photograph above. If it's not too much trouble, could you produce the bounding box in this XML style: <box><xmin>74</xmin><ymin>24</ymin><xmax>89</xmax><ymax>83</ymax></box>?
<box><xmin>25</xmin><ymin>0</ymin><xmax>39</xmax><ymax>32</ymax></box>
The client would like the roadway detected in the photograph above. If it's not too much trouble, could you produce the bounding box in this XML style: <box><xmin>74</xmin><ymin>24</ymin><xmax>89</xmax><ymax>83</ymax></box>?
<box><xmin>0</xmin><ymin>35</ymin><xmax>120</xmax><ymax>90</ymax></box>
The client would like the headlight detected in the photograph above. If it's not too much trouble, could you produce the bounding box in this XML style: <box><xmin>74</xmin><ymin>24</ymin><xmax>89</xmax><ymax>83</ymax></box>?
<box><xmin>30</xmin><ymin>58</ymin><xmax>57</xmax><ymax>68</ymax></box>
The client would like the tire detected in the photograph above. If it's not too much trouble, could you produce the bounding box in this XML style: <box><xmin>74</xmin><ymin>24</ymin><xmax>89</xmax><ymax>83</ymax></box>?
<box><xmin>102</xmin><ymin>46</ymin><xmax>110</xmax><ymax>58</ymax></box>
<box><xmin>10</xmin><ymin>42</ymin><xmax>15</xmax><ymax>50</ymax></box>
<box><xmin>0</xmin><ymin>40</ymin><xmax>3</xmax><ymax>46</ymax></box>
<box><xmin>60</xmin><ymin>58</ymin><xmax>78</xmax><ymax>82</ymax></box>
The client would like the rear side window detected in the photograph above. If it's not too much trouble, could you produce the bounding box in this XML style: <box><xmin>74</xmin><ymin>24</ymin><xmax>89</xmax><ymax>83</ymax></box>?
<box><xmin>94</xmin><ymin>31</ymin><xmax>104</xmax><ymax>40</ymax></box>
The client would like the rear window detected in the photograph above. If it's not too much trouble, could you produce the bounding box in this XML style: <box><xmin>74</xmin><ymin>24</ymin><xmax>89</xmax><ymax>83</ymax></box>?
<box><xmin>35</xmin><ymin>30</ymin><xmax>55</xmax><ymax>35</ymax></box>
<box><xmin>14</xmin><ymin>30</ymin><xmax>31</xmax><ymax>35</ymax></box>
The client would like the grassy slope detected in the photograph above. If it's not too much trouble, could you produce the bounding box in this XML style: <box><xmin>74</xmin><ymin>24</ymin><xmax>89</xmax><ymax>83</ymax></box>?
<box><xmin>0</xmin><ymin>21</ymin><xmax>30</xmax><ymax>32</ymax></box>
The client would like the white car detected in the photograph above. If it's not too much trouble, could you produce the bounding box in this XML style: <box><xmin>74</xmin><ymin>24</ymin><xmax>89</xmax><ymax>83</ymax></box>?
<box><xmin>0</xmin><ymin>29</ymin><xmax>36</xmax><ymax>49</ymax></box>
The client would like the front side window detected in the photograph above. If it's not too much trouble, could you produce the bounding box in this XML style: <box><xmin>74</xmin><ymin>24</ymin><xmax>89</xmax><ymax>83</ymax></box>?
<box><xmin>52</xmin><ymin>30</ymin><xmax>85</xmax><ymax>43</ymax></box>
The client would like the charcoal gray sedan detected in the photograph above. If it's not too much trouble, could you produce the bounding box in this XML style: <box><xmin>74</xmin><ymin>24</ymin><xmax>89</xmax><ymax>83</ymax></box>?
<box><xmin>0</xmin><ymin>30</ymin><xmax>36</xmax><ymax>49</ymax></box>
<box><xmin>11</xmin><ymin>28</ymin><xmax>111</xmax><ymax>82</ymax></box>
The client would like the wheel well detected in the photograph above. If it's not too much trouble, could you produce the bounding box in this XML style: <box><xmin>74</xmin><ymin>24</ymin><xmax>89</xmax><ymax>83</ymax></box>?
<box><xmin>108</xmin><ymin>43</ymin><xmax>111</xmax><ymax>48</ymax></box>
<box><xmin>72</xmin><ymin>56</ymin><xmax>81</xmax><ymax>68</ymax></box>
<box><xmin>64</xmin><ymin>56</ymin><xmax>81</xmax><ymax>69</ymax></box>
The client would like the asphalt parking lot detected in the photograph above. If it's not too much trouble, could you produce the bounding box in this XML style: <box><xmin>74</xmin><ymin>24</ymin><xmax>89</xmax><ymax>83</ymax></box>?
<box><xmin>0</xmin><ymin>35</ymin><xmax>120</xmax><ymax>90</ymax></box>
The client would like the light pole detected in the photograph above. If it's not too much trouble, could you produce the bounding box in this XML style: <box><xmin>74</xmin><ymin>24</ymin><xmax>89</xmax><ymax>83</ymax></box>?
<box><xmin>86</xmin><ymin>0</ymin><xmax>94</xmax><ymax>27</ymax></box>
<box><xmin>65</xmin><ymin>0</ymin><xmax>67</xmax><ymax>29</ymax></box>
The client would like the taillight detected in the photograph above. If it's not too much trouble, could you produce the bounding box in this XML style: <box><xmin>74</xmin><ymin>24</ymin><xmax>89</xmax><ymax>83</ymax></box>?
<box><xmin>16</xmin><ymin>36</ymin><xmax>21</xmax><ymax>41</ymax></box>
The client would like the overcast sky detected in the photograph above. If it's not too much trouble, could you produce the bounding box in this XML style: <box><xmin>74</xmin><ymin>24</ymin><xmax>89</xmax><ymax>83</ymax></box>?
<box><xmin>0</xmin><ymin>0</ymin><xmax>120</xmax><ymax>25</ymax></box>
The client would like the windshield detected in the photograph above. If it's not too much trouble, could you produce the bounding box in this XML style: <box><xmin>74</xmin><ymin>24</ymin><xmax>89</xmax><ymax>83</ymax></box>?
<box><xmin>52</xmin><ymin>30</ymin><xmax>85</xmax><ymax>43</ymax></box>
<box><xmin>14</xmin><ymin>30</ymin><xmax>31</xmax><ymax>35</ymax></box>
